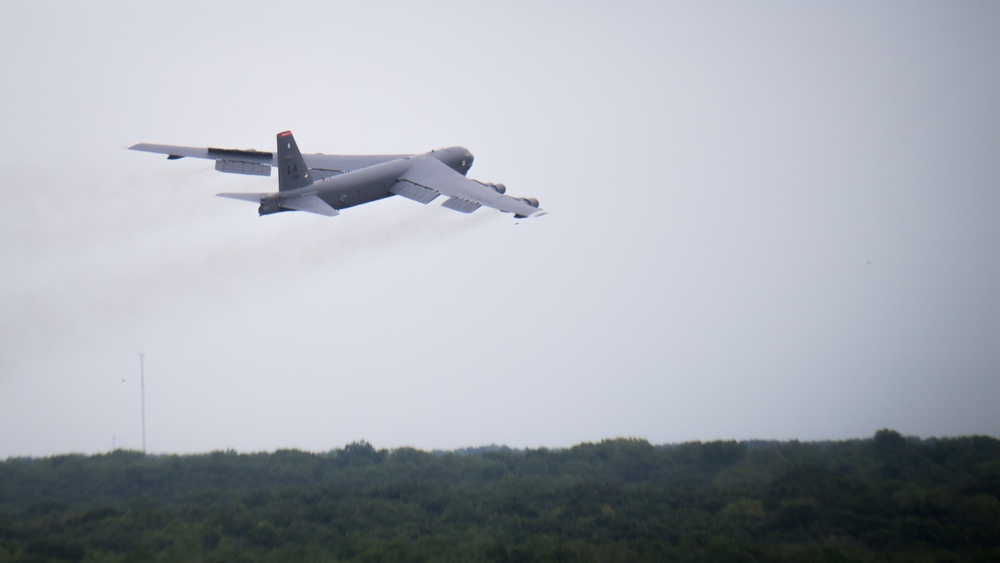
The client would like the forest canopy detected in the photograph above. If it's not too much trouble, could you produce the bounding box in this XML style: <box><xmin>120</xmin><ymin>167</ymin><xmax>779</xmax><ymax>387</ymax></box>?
<box><xmin>1</xmin><ymin>430</ymin><xmax>998</xmax><ymax>562</ymax></box>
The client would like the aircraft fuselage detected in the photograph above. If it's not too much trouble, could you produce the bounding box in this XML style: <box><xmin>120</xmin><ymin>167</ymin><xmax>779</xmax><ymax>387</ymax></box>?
<box><xmin>261</xmin><ymin>146</ymin><xmax>473</xmax><ymax>215</ymax></box>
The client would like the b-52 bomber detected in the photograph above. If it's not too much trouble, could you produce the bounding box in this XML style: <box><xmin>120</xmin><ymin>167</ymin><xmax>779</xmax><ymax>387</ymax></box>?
<box><xmin>129</xmin><ymin>131</ymin><xmax>545</xmax><ymax>219</ymax></box>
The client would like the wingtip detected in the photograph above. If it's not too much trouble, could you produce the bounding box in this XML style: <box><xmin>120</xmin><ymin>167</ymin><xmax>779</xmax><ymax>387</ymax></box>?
<box><xmin>514</xmin><ymin>209</ymin><xmax>548</xmax><ymax>220</ymax></box>
<box><xmin>125</xmin><ymin>142</ymin><xmax>167</xmax><ymax>154</ymax></box>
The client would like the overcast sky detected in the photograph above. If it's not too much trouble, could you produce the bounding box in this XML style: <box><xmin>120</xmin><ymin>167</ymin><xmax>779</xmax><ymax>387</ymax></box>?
<box><xmin>2</xmin><ymin>1</ymin><xmax>998</xmax><ymax>458</ymax></box>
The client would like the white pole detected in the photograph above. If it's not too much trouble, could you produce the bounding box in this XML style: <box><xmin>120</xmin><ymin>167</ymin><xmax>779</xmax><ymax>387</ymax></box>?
<box><xmin>140</xmin><ymin>353</ymin><xmax>146</xmax><ymax>453</ymax></box>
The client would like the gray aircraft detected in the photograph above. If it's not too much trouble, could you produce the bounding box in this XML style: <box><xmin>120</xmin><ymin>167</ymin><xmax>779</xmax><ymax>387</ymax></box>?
<box><xmin>129</xmin><ymin>131</ymin><xmax>545</xmax><ymax>219</ymax></box>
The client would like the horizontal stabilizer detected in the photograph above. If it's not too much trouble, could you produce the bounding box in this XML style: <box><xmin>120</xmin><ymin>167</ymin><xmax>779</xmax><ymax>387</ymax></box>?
<box><xmin>281</xmin><ymin>194</ymin><xmax>339</xmax><ymax>216</ymax></box>
<box><xmin>441</xmin><ymin>196</ymin><xmax>482</xmax><ymax>213</ymax></box>
<box><xmin>389</xmin><ymin>181</ymin><xmax>440</xmax><ymax>204</ymax></box>
<box><xmin>217</xmin><ymin>192</ymin><xmax>264</xmax><ymax>203</ymax></box>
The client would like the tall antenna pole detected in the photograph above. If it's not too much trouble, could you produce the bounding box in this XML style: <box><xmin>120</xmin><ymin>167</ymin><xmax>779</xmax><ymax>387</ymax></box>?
<box><xmin>139</xmin><ymin>353</ymin><xmax>147</xmax><ymax>453</ymax></box>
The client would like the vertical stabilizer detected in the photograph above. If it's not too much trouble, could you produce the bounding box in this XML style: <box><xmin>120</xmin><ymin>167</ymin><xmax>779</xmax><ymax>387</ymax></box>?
<box><xmin>276</xmin><ymin>131</ymin><xmax>312</xmax><ymax>192</ymax></box>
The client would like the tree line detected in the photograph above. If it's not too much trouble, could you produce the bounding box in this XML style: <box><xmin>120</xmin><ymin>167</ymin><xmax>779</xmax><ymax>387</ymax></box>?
<box><xmin>1</xmin><ymin>430</ymin><xmax>998</xmax><ymax>562</ymax></box>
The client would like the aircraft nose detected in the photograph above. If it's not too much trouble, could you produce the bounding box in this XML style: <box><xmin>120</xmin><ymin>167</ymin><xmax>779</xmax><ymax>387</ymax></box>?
<box><xmin>454</xmin><ymin>148</ymin><xmax>473</xmax><ymax>173</ymax></box>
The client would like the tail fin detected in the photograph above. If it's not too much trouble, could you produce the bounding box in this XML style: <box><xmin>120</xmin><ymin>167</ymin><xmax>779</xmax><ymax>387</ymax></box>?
<box><xmin>276</xmin><ymin>131</ymin><xmax>312</xmax><ymax>192</ymax></box>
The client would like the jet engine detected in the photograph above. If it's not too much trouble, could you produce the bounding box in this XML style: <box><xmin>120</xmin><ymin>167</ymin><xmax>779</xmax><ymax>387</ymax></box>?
<box><xmin>514</xmin><ymin>197</ymin><xmax>541</xmax><ymax>218</ymax></box>
<box><xmin>475</xmin><ymin>180</ymin><xmax>506</xmax><ymax>194</ymax></box>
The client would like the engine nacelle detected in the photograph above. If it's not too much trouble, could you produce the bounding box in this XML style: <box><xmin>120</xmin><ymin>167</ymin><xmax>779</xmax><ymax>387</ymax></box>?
<box><xmin>476</xmin><ymin>180</ymin><xmax>507</xmax><ymax>194</ymax></box>
<box><xmin>514</xmin><ymin>197</ymin><xmax>541</xmax><ymax>218</ymax></box>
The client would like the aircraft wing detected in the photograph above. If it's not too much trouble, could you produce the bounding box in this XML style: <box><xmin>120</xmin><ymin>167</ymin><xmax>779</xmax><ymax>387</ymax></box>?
<box><xmin>130</xmin><ymin>142</ymin><xmax>275</xmax><ymax>177</ymax></box>
<box><xmin>129</xmin><ymin>142</ymin><xmax>407</xmax><ymax>180</ymax></box>
<box><xmin>129</xmin><ymin>143</ymin><xmax>273</xmax><ymax>162</ymax></box>
<box><xmin>393</xmin><ymin>156</ymin><xmax>546</xmax><ymax>218</ymax></box>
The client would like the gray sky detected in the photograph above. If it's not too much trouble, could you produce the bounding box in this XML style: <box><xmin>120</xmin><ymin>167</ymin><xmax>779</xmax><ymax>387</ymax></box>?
<box><xmin>2</xmin><ymin>1</ymin><xmax>999</xmax><ymax>457</ymax></box>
